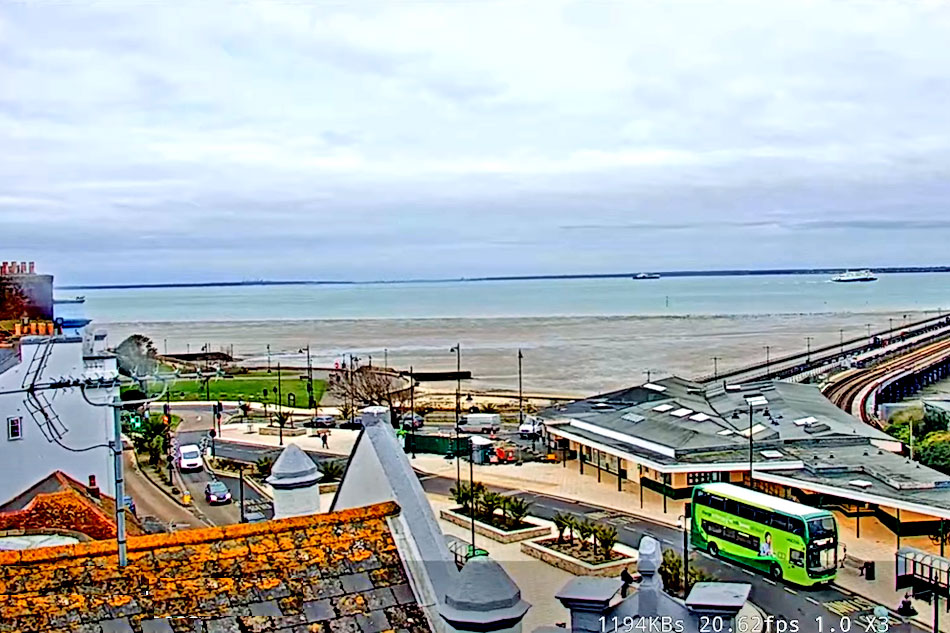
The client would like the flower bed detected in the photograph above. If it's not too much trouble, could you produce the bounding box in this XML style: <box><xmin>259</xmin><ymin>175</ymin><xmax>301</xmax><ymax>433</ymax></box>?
<box><xmin>440</xmin><ymin>508</ymin><xmax>551</xmax><ymax>544</ymax></box>
<box><xmin>522</xmin><ymin>538</ymin><xmax>637</xmax><ymax>577</ymax></box>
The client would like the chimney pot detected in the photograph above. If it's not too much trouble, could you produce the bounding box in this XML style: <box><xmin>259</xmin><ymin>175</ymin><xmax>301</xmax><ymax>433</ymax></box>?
<box><xmin>86</xmin><ymin>474</ymin><xmax>101</xmax><ymax>500</ymax></box>
<box><xmin>20</xmin><ymin>261</ymin><xmax>27</xmax><ymax>273</ymax></box>
<box><xmin>28</xmin><ymin>262</ymin><xmax>34</xmax><ymax>273</ymax></box>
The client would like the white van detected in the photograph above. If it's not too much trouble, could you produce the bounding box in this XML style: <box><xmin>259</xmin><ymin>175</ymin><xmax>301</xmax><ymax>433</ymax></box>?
<box><xmin>177</xmin><ymin>443</ymin><xmax>204</xmax><ymax>472</ymax></box>
<box><xmin>457</xmin><ymin>413</ymin><xmax>501</xmax><ymax>434</ymax></box>
<box><xmin>518</xmin><ymin>416</ymin><xmax>544</xmax><ymax>438</ymax></box>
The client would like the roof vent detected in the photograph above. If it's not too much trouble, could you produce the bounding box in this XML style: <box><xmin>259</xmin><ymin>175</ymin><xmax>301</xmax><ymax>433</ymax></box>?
<box><xmin>652</xmin><ymin>404</ymin><xmax>674</xmax><ymax>413</ymax></box>
<box><xmin>760</xmin><ymin>450</ymin><xmax>784</xmax><ymax>459</ymax></box>
<box><xmin>725</xmin><ymin>384</ymin><xmax>742</xmax><ymax>392</ymax></box>
<box><xmin>849</xmin><ymin>479</ymin><xmax>873</xmax><ymax>489</ymax></box>
<box><xmin>643</xmin><ymin>383</ymin><xmax>667</xmax><ymax>392</ymax></box>
<box><xmin>591</xmin><ymin>403</ymin><xmax>613</xmax><ymax>410</ymax></box>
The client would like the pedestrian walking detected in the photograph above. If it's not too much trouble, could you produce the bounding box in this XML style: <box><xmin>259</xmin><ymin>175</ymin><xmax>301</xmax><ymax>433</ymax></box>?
<box><xmin>840</xmin><ymin>544</ymin><xmax>847</xmax><ymax>568</ymax></box>
<box><xmin>620</xmin><ymin>567</ymin><xmax>634</xmax><ymax>598</ymax></box>
<box><xmin>321</xmin><ymin>432</ymin><xmax>329</xmax><ymax>449</ymax></box>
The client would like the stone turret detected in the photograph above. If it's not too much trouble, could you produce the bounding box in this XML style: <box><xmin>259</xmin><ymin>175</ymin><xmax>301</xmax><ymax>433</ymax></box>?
<box><xmin>441</xmin><ymin>556</ymin><xmax>530</xmax><ymax>632</ymax></box>
<box><xmin>266</xmin><ymin>443</ymin><xmax>322</xmax><ymax>519</ymax></box>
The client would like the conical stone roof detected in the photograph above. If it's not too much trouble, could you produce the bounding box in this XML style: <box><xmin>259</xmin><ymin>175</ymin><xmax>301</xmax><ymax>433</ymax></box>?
<box><xmin>265</xmin><ymin>444</ymin><xmax>322</xmax><ymax>489</ymax></box>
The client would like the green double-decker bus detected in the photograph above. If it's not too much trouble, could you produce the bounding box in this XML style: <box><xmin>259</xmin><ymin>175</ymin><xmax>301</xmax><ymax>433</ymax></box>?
<box><xmin>691</xmin><ymin>482</ymin><xmax>838</xmax><ymax>586</ymax></box>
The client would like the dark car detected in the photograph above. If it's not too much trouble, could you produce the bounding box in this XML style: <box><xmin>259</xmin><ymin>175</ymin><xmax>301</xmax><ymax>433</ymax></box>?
<box><xmin>400</xmin><ymin>413</ymin><xmax>425</xmax><ymax>429</ymax></box>
<box><xmin>338</xmin><ymin>418</ymin><xmax>364</xmax><ymax>430</ymax></box>
<box><xmin>204</xmin><ymin>480</ymin><xmax>232</xmax><ymax>505</ymax></box>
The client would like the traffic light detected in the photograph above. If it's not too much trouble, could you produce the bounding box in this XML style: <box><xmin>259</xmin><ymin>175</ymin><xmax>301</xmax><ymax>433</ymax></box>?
<box><xmin>161</xmin><ymin>415</ymin><xmax>170</xmax><ymax>425</ymax></box>
<box><xmin>163</xmin><ymin>403</ymin><xmax>170</xmax><ymax>417</ymax></box>
<box><xmin>130</xmin><ymin>415</ymin><xmax>142</xmax><ymax>430</ymax></box>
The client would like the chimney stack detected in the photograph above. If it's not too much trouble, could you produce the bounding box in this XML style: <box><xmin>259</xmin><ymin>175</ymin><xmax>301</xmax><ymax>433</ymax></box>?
<box><xmin>0</xmin><ymin>262</ymin><xmax>7</xmax><ymax>275</ymax></box>
<box><xmin>20</xmin><ymin>261</ymin><xmax>27</xmax><ymax>274</ymax></box>
<box><xmin>9</xmin><ymin>262</ymin><xmax>18</xmax><ymax>274</ymax></box>
<box><xmin>86</xmin><ymin>474</ymin><xmax>101</xmax><ymax>500</ymax></box>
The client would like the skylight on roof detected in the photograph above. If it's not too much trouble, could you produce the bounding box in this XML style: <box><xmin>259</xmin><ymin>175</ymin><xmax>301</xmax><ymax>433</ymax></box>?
<box><xmin>725</xmin><ymin>384</ymin><xmax>742</xmax><ymax>391</ymax></box>
<box><xmin>689</xmin><ymin>413</ymin><xmax>711</xmax><ymax>422</ymax></box>
<box><xmin>745</xmin><ymin>395</ymin><xmax>769</xmax><ymax>407</ymax></box>
<box><xmin>760</xmin><ymin>450</ymin><xmax>784</xmax><ymax>459</ymax></box>
<box><xmin>622</xmin><ymin>412</ymin><xmax>645</xmax><ymax>423</ymax></box>
<box><xmin>644</xmin><ymin>383</ymin><xmax>667</xmax><ymax>392</ymax></box>
<box><xmin>794</xmin><ymin>416</ymin><xmax>818</xmax><ymax>426</ymax></box>
<box><xmin>717</xmin><ymin>429</ymin><xmax>734</xmax><ymax>436</ymax></box>
<box><xmin>739</xmin><ymin>424</ymin><xmax>767</xmax><ymax>437</ymax></box>
<box><xmin>849</xmin><ymin>479</ymin><xmax>873</xmax><ymax>489</ymax></box>
<box><xmin>652</xmin><ymin>404</ymin><xmax>674</xmax><ymax>412</ymax></box>
<box><xmin>670</xmin><ymin>408</ymin><xmax>694</xmax><ymax>418</ymax></box>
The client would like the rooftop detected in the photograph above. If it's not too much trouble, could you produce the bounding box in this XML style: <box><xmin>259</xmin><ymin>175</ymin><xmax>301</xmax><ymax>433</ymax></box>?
<box><xmin>0</xmin><ymin>501</ymin><xmax>431</xmax><ymax>633</ymax></box>
<box><xmin>0</xmin><ymin>471</ymin><xmax>143</xmax><ymax>541</ymax></box>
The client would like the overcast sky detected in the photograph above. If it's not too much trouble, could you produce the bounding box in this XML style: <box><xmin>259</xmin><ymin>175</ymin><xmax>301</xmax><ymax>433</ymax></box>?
<box><xmin>2</xmin><ymin>1</ymin><xmax>950</xmax><ymax>284</ymax></box>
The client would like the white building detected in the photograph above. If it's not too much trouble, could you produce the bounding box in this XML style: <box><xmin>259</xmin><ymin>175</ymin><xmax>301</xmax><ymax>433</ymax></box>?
<box><xmin>0</xmin><ymin>298</ymin><xmax>119</xmax><ymax>502</ymax></box>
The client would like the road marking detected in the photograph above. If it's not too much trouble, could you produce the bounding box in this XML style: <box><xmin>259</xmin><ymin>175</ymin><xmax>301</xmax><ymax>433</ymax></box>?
<box><xmin>764</xmin><ymin>579</ymin><xmax>776</xmax><ymax>586</ymax></box>
<box><xmin>784</xmin><ymin>588</ymin><xmax>797</xmax><ymax>595</ymax></box>
<box><xmin>806</xmin><ymin>597</ymin><xmax>820</xmax><ymax>605</ymax></box>
<box><xmin>741</xmin><ymin>569</ymin><xmax>754</xmax><ymax>576</ymax></box>
<box><xmin>661</xmin><ymin>538</ymin><xmax>673</xmax><ymax>545</ymax></box>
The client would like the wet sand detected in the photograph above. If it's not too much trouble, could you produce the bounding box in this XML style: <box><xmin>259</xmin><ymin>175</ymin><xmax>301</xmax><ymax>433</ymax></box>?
<box><xmin>99</xmin><ymin>310</ymin><xmax>936</xmax><ymax>396</ymax></box>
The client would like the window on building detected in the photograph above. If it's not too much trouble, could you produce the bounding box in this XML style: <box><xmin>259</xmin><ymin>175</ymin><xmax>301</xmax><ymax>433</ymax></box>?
<box><xmin>7</xmin><ymin>417</ymin><xmax>23</xmax><ymax>441</ymax></box>
<box><xmin>687</xmin><ymin>471</ymin><xmax>719</xmax><ymax>486</ymax></box>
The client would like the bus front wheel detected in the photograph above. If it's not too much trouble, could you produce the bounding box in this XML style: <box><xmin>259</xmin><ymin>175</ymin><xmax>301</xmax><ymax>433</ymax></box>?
<box><xmin>769</xmin><ymin>563</ymin><xmax>782</xmax><ymax>581</ymax></box>
<box><xmin>708</xmin><ymin>542</ymin><xmax>719</xmax><ymax>557</ymax></box>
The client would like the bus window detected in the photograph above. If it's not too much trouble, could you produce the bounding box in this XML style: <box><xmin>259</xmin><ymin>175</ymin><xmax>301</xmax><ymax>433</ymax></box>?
<box><xmin>695</xmin><ymin>490</ymin><xmax>709</xmax><ymax>506</ymax></box>
<box><xmin>753</xmin><ymin>508</ymin><xmax>771</xmax><ymax>525</ymax></box>
<box><xmin>771</xmin><ymin>514</ymin><xmax>788</xmax><ymax>531</ymax></box>
<box><xmin>708</xmin><ymin>495</ymin><xmax>725</xmax><ymax>511</ymax></box>
<box><xmin>737</xmin><ymin>502</ymin><xmax>755</xmax><ymax>521</ymax></box>
<box><xmin>789</xmin><ymin>518</ymin><xmax>806</xmax><ymax>538</ymax></box>
<box><xmin>790</xmin><ymin>549</ymin><xmax>804</xmax><ymax>567</ymax></box>
<box><xmin>724</xmin><ymin>499</ymin><xmax>738</xmax><ymax>515</ymax></box>
<box><xmin>807</xmin><ymin>516</ymin><xmax>835</xmax><ymax>539</ymax></box>
<box><xmin>702</xmin><ymin>520</ymin><xmax>722</xmax><ymax>536</ymax></box>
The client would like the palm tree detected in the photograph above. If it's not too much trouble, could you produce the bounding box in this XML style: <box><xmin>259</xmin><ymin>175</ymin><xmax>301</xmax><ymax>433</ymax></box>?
<box><xmin>577</xmin><ymin>520</ymin><xmax>594</xmax><ymax>550</ymax></box>
<box><xmin>595</xmin><ymin>525</ymin><xmax>619</xmax><ymax>558</ymax></box>
<box><xmin>255</xmin><ymin>455</ymin><xmax>275</xmax><ymax>478</ymax></box>
<box><xmin>565</xmin><ymin>516</ymin><xmax>577</xmax><ymax>545</ymax></box>
<box><xmin>319</xmin><ymin>460</ymin><xmax>345</xmax><ymax>482</ymax></box>
<box><xmin>450</xmin><ymin>482</ymin><xmax>474</xmax><ymax>513</ymax></box>
<box><xmin>480</xmin><ymin>491</ymin><xmax>505</xmax><ymax>521</ymax></box>
<box><xmin>503</xmin><ymin>498</ymin><xmax>532</xmax><ymax>528</ymax></box>
<box><xmin>274</xmin><ymin>410</ymin><xmax>293</xmax><ymax>429</ymax></box>
<box><xmin>552</xmin><ymin>513</ymin><xmax>571</xmax><ymax>544</ymax></box>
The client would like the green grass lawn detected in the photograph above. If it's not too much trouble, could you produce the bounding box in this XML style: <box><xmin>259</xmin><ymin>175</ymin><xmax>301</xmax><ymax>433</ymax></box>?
<box><xmin>152</xmin><ymin>373</ymin><xmax>326</xmax><ymax>407</ymax></box>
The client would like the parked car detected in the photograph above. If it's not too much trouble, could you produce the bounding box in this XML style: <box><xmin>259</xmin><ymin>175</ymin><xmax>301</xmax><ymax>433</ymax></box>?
<box><xmin>457</xmin><ymin>413</ymin><xmax>501</xmax><ymax>434</ymax></box>
<box><xmin>518</xmin><ymin>416</ymin><xmax>544</xmax><ymax>439</ymax></box>
<box><xmin>204</xmin><ymin>480</ymin><xmax>232</xmax><ymax>504</ymax></box>
<box><xmin>304</xmin><ymin>415</ymin><xmax>337</xmax><ymax>428</ymax></box>
<box><xmin>177</xmin><ymin>444</ymin><xmax>204</xmax><ymax>472</ymax></box>
<box><xmin>400</xmin><ymin>413</ymin><xmax>425</xmax><ymax>429</ymax></box>
<box><xmin>339</xmin><ymin>418</ymin><xmax>364</xmax><ymax>430</ymax></box>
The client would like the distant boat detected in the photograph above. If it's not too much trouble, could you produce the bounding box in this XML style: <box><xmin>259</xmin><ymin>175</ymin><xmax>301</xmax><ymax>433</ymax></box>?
<box><xmin>633</xmin><ymin>273</ymin><xmax>661</xmax><ymax>280</ymax></box>
<box><xmin>831</xmin><ymin>270</ymin><xmax>878</xmax><ymax>283</ymax></box>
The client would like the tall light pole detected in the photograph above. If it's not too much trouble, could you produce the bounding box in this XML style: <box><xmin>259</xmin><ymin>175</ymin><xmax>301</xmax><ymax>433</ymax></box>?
<box><xmin>745</xmin><ymin>395</ymin><xmax>768</xmax><ymax>487</ymax></box>
<box><xmin>384</xmin><ymin>348</ymin><xmax>388</xmax><ymax>368</ymax></box>
<box><xmin>805</xmin><ymin>337</ymin><xmax>813</xmax><ymax>363</ymax></box>
<box><xmin>866</xmin><ymin>323</ymin><xmax>872</xmax><ymax>344</ymax></box>
<box><xmin>410</xmin><ymin>366</ymin><xmax>416</xmax><ymax>459</ymax></box>
<box><xmin>267</xmin><ymin>344</ymin><xmax>271</xmax><ymax>374</ymax></box>
<box><xmin>678</xmin><ymin>513</ymin><xmax>689</xmax><ymax>596</ymax></box>
<box><xmin>839</xmin><ymin>329</ymin><xmax>845</xmax><ymax>354</ymax></box>
<box><xmin>519</xmin><ymin>349</ymin><xmax>528</xmax><ymax>449</ymax></box>
<box><xmin>468</xmin><ymin>437</ymin><xmax>476</xmax><ymax>557</ymax></box>
<box><xmin>299</xmin><ymin>345</ymin><xmax>314</xmax><ymax>412</ymax></box>
<box><xmin>450</xmin><ymin>344</ymin><xmax>461</xmax><ymax>489</ymax></box>
<box><xmin>763</xmin><ymin>346</ymin><xmax>771</xmax><ymax>379</ymax></box>
<box><xmin>711</xmin><ymin>357</ymin><xmax>720</xmax><ymax>380</ymax></box>
<box><xmin>277</xmin><ymin>362</ymin><xmax>283</xmax><ymax>446</ymax></box>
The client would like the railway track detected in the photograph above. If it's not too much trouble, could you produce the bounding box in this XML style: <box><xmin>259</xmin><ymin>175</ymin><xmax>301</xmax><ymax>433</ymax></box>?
<box><xmin>822</xmin><ymin>337</ymin><xmax>950</xmax><ymax>427</ymax></box>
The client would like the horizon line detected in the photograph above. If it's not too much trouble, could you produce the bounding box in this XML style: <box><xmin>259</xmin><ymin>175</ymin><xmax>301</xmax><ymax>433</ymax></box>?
<box><xmin>56</xmin><ymin>265</ymin><xmax>950</xmax><ymax>290</ymax></box>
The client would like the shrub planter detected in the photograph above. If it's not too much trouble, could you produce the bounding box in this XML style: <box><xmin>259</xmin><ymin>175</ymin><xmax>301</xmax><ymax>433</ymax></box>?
<box><xmin>259</xmin><ymin>426</ymin><xmax>306</xmax><ymax>437</ymax></box>
<box><xmin>439</xmin><ymin>508</ymin><xmax>550</xmax><ymax>544</ymax></box>
<box><xmin>521</xmin><ymin>538</ymin><xmax>638</xmax><ymax>577</ymax></box>
<box><xmin>318</xmin><ymin>482</ymin><xmax>339</xmax><ymax>495</ymax></box>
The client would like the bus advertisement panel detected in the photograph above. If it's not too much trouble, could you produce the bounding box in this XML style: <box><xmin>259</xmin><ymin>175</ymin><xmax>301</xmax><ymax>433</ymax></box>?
<box><xmin>690</xmin><ymin>482</ymin><xmax>837</xmax><ymax>586</ymax></box>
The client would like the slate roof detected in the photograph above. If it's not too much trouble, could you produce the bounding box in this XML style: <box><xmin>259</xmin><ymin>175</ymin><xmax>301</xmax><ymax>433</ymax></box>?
<box><xmin>0</xmin><ymin>471</ymin><xmax>143</xmax><ymax>541</ymax></box>
<box><xmin>0</xmin><ymin>501</ymin><xmax>431</xmax><ymax>633</ymax></box>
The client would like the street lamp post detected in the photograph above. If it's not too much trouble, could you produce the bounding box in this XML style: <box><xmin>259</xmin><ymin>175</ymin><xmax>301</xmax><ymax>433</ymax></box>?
<box><xmin>839</xmin><ymin>329</ymin><xmax>845</xmax><ymax>354</ymax></box>
<box><xmin>678</xmin><ymin>512</ymin><xmax>690</xmax><ymax>596</ymax></box>
<box><xmin>267</xmin><ymin>344</ymin><xmax>271</xmax><ymax>373</ymax></box>
<box><xmin>805</xmin><ymin>337</ymin><xmax>813</xmax><ymax>364</ymax></box>
<box><xmin>451</xmin><ymin>344</ymin><xmax>461</xmax><ymax>490</ymax></box>
<box><xmin>764</xmin><ymin>346</ymin><xmax>770</xmax><ymax>379</ymax></box>
<box><xmin>410</xmin><ymin>366</ymin><xmax>416</xmax><ymax>459</ymax></box>
<box><xmin>711</xmin><ymin>357</ymin><xmax>720</xmax><ymax>380</ymax></box>
<box><xmin>468</xmin><ymin>437</ymin><xmax>476</xmax><ymax>557</ymax></box>
<box><xmin>299</xmin><ymin>345</ymin><xmax>314</xmax><ymax>412</ymax></box>
<box><xmin>746</xmin><ymin>395</ymin><xmax>768</xmax><ymax>487</ymax></box>
<box><xmin>277</xmin><ymin>362</ymin><xmax>283</xmax><ymax>447</ymax></box>
<box><xmin>238</xmin><ymin>465</ymin><xmax>246</xmax><ymax>523</ymax></box>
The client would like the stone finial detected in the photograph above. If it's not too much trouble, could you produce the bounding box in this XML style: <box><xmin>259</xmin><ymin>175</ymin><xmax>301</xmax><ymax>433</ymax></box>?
<box><xmin>441</xmin><ymin>556</ymin><xmax>530</xmax><ymax>631</ymax></box>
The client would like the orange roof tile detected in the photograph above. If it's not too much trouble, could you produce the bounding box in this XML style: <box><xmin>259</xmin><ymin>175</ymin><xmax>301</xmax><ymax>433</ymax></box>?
<box><xmin>0</xmin><ymin>471</ymin><xmax>142</xmax><ymax>541</ymax></box>
<box><xmin>0</xmin><ymin>501</ymin><xmax>431</xmax><ymax>633</ymax></box>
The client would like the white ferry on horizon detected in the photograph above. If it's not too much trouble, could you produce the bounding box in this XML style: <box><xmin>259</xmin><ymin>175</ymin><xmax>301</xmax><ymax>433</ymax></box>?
<box><xmin>633</xmin><ymin>272</ymin><xmax>661</xmax><ymax>280</ymax></box>
<box><xmin>831</xmin><ymin>269</ymin><xmax>878</xmax><ymax>283</ymax></box>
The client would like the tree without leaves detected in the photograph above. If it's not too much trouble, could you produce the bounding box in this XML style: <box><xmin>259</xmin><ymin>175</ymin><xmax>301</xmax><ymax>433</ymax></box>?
<box><xmin>327</xmin><ymin>367</ymin><xmax>409</xmax><ymax>426</ymax></box>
